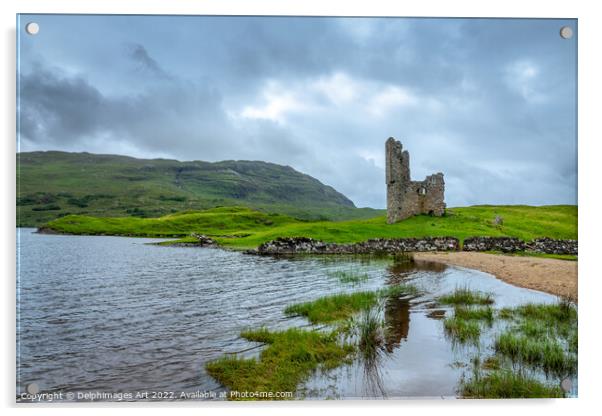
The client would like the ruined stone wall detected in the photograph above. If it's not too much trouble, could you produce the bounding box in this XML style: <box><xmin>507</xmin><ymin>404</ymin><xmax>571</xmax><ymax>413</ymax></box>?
<box><xmin>386</xmin><ymin>137</ymin><xmax>446</xmax><ymax>223</ymax></box>
<box><xmin>253</xmin><ymin>236</ymin><xmax>460</xmax><ymax>255</ymax></box>
<box><xmin>248</xmin><ymin>236</ymin><xmax>577</xmax><ymax>256</ymax></box>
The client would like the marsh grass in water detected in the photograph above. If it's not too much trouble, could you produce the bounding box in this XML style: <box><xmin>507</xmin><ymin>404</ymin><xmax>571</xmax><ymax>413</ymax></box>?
<box><xmin>284</xmin><ymin>284</ymin><xmax>418</xmax><ymax>325</ymax></box>
<box><xmin>516</xmin><ymin>319</ymin><xmax>549</xmax><ymax>339</ymax></box>
<box><xmin>353</xmin><ymin>307</ymin><xmax>388</xmax><ymax>395</ymax></box>
<box><xmin>438</xmin><ymin>286</ymin><xmax>494</xmax><ymax>306</ymax></box>
<box><xmin>442</xmin><ymin>302</ymin><xmax>495</xmax><ymax>344</ymax></box>
<box><xmin>496</xmin><ymin>300</ymin><xmax>577</xmax><ymax>351</ymax></box>
<box><xmin>458</xmin><ymin>298</ymin><xmax>578</xmax><ymax>398</ymax></box>
<box><xmin>454</xmin><ymin>306</ymin><xmax>494</xmax><ymax>324</ymax></box>
<box><xmin>205</xmin><ymin>327</ymin><xmax>354</xmax><ymax>400</ymax></box>
<box><xmin>481</xmin><ymin>356</ymin><xmax>501</xmax><ymax>371</ymax></box>
<box><xmin>494</xmin><ymin>332</ymin><xmax>577</xmax><ymax>376</ymax></box>
<box><xmin>378</xmin><ymin>283</ymin><xmax>420</xmax><ymax>298</ymax></box>
<box><xmin>443</xmin><ymin>317</ymin><xmax>481</xmax><ymax>344</ymax></box>
<box><xmin>461</xmin><ymin>369</ymin><xmax>565</xmax><ymax>398</ymax></box>
<box><xmin>498</xmin><ymin>307</ymin><xmax>516</xmax><ymax>320</ymax></box>
<box><xmin>284</xmin><ymin>292</ymin><xmax>377</xmax><ymax>324</ymax></box>
<box><xmin>354</xmin><ymin>307</ymin><xmax>386</xmax><ymax>361</ymax></box>
<box><xmin>512</xmin><ymin>301</ymin><xmax>576</xmax><ymax>324</ymax></box>
<box><xmin>327</xmin><ymin>269</ymin><xmax>369</xmax><ymax>284</ymax></box>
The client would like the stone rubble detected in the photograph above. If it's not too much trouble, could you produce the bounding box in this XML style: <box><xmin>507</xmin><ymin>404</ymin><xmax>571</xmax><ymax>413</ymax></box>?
<box><xmin>247</xmin><ymin>235</ymin><xmax>577</xmax><ymax>256</ymax></box>
<box><xmin>462</xmin><ymin>236</ymin><xmax>526</xmax><ymax>253</ymax></box>
<box><xmin>190</xmin><ymin>233</ymin><xmax>217</xmax><ymax>247</ymax></box>
<box><xmin>526</xmin><ymin>238</ymin><xmax>578</xmax><ymax>255</ymax></box>
<box><xmin>252</xmin><ymin>236</ymin><xmax>460</xmax><ymax>255</ymax></box>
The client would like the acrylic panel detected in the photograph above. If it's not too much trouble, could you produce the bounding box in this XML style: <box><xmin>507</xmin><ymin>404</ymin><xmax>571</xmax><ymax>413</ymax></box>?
<box><xmin>16</xmin><ymin>14</ymin><xmax>577</xmax><ymax>402</ymax></box>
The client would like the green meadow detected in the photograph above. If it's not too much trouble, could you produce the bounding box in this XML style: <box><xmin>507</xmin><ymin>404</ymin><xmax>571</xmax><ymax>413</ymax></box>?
<box><xmin>40</xmin><ymin>204</ymin><xmax>577</xmax><ymax>250</ymax></box>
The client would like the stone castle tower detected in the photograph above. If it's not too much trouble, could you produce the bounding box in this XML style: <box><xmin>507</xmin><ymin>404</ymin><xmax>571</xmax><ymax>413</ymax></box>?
<box><xmin>386</xmin><ymin>137</ymin><xmax>445</xmax><ymax>224</ymax></box>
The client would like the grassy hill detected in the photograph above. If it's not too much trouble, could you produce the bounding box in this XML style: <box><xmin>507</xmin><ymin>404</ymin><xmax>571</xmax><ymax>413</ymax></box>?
<box><xmin>17</xmin><ymin>151</ymin><xmax>383</xmax><ymax>226</ymax></box>
<box><xmin>40</xmin><ymin>205</ymin><xmax>577</xmax><ymax>250</ymax></box>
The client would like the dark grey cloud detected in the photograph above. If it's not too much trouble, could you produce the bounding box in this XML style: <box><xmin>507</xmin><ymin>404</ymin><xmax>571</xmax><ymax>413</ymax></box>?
<box><xmin>20</xmin><ymin>65</ymin><xmax>104</xmax><ymax>145</ymax></box>
<box><xmin>19</xmin><ymin>60</ymin><xmax>309</xmax><ymax>168</ymax></box>
<box><xmin>127</xmin><ymin>43</ymin><xmax>170</xmax><ymax>79</ymax></box>
<box><xmin>17</xmin><ymin>15</ymin><xmax>577</xmax><ymax>208</ymax></box>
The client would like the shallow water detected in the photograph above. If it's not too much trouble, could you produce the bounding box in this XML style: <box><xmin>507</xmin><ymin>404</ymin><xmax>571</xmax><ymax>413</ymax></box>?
<box><xmin>16</xmin><ymin>229</ymin><xmax>574</xmax><ymax>401</ymax></box>
<box><xmin>300</xmin><ymin>259</ymin><xmax>573</xmax><ymax>399</ymax></box>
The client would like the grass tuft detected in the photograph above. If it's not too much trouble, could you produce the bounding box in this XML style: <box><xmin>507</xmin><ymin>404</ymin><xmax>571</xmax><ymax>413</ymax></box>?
<box><xmin>443</xmin><ymin>317</ymin><xmax>481</xmax><ymax>344</ymax></box>
<box><xmin>327</xmin><ymin>269</ymin><xmax>369</xmax><ymax>284</ymax></box>
<box><xmin>454</xmin><ymin>306</ymin><xmax>494</xmax><ymax>323</ymax></box>
<box><xmin>438</xmin><ymin>286</ymin><xmax>494</xmax><ymax>306</ymax></box>
<box><xmin>284</xmin><ymin>292</ymin><xmax>377</xmax><ymax>324</ymax></box>
<box><xmin>494</xmin><ymin>332</ymin><xmax>577</xmax><ymax>376</ymax></box>
<box><xmin>354</xmin><ymin>308</ymin><xmax>386</xmax><ymax>360</ymax></box>
<box><xmin>461</xmin><ymin>370</ymin><xmax>565</xmax><ymax>398</ymax></box>
<box><xmin>206</xmin><ymin>327</ymin><xmax>353</xmax><ymax>400</ymax></box>
<box><xmin>378</xmin><ymin>283</ymin><xmax>420</xmax><ymax>298</ymax></box>
<box><xmin>510</xmin><ymin>302</ymin><xmax>577</xmax><ymax>339</ymax></box>
<box><xmin>285</xmin><ymin>284</ymin><xmax>418</xmax><ymax>325</ymax></box>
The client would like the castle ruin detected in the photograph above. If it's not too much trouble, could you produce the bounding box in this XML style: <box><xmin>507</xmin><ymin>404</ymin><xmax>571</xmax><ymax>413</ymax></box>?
<box><xmin>386</xmin><ymin>137</ymin><xmax>445</xmax><ymax>224</ymax></box>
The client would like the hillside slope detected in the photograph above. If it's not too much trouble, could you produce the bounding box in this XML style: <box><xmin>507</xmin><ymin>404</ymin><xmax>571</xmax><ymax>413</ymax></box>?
<box><xmin>17</xmin><ymin>151</ymin><xmax>382</xmax><ymax>226</ymax></box>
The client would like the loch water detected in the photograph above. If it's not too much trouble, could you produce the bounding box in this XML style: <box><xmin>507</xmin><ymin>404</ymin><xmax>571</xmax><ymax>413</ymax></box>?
<box><xmin>16</xmin><ymin>228</ymin><xmax>574</xmax><ymax>401</ymax></box>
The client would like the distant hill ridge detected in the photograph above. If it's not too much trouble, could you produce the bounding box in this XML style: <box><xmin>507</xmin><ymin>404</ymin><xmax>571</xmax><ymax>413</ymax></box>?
<box><xmin>17</xmin><ymin>151</ymin><xmax>382</xmax><ymax>227</ymax></box>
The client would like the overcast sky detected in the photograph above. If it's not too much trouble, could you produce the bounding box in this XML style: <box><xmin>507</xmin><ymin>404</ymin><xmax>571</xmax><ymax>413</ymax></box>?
<box><xmin>17</xmin><ymin>15</ymin><xmax>577</xmax><ymax>208</ymax></box>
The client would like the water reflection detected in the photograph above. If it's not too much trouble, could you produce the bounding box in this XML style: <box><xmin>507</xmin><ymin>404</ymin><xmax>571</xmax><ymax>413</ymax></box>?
<box><xmin>426</xmin><ymin>310</ymin><xmax>447</xmax><ymax>320</ymax></box>
<box><xmin>388</xmin><ymin>259</ymin><xmax>448</xmax><ymax>278</ymax></box>
<box><xmin>383</xmin><ymin>297</ymin><xmax>410</xmax><ymax>353</ymax></box>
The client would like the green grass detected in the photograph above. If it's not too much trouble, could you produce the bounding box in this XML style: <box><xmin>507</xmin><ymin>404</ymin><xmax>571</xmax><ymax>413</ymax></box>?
<box><xmin>502</xmin><ymin>301</ymin><xmax>577</xmax><ymax>339</ymax></box>
<box><xmin>491</xmin><ymin>300</ymin><xmax>578</xmax><ymax>377</ymax></box>
<box><xmin>516</xmin><ymin>320</ymin><xmax>550</xmax><ymax>339</ymax></box>
<box><xmin>481</xmin><ymin>356</ymin><xmax>501</xmax><ymax>371</ymax></box>
<box><xmin>327</xmin><ymin>269</ymin><xmax>369</xmax><ymax>284</ymax></box>
<box><xmin>443</xmin><ymin>317</ymin><xmax>481</xmax><ymax>344</ymax></box>
<box><xmin>205</xmin><ymin>327</ymin><xmax>353</xmax><ymax>400</ymax></box>
<box><xmin>485</xmin><ymin>251</ymin><xmax>577</xmax><ymax>261</ymax></box>
<box><xmin>41</xmin><ymin>206</ymin><xmax>299</xmax><ymax>238</ymax></box>
<box><xmin>438</xmin><ymin>287</ymin><xmax>494</xmax><ymax>306</ymax></box>
<box><xmin>355</xmin><ymin>308</ymin><xmax>386</xmax><ymax>361</ymax></box>
<box><xmin>494</xmin><ymin>332</ymin><xmax>577</xmax><ymax>376</ymax></box>
<box><xmin>39</xmin><ymin>204</ymin><xmax>577</xmax><ymax>251</ymax></box>
<box><xmin>498</xmin><ymin>307</ymin><xmax>516</xmax><ymax>320</ymax></box>
<box><xmin>284</xmin><ymin>284</ymin><xmax>418</xmax><ymax>325</ymax></box>
<box><xmin>569</xmin><ymin>332</ymin><xmax>578</xmax><ymax>354</ymax></box>
<box><xmin>512</xmin><ymin>302</ymin><xmax>577</xmax><ymax>324</ymax></box>
<box><xmin>378</xmin><ymin>284</ymin><xmax>420</xmax><ymax>298</ymax></box>
<box><xmin>454</xmin><ymin>306</ymin><xmax>494</xmax><ymax>323</ymax></box>
<box><xmin>457</xmin><ymin>299</ymin><xmax>577</xmax><ymax>398</ymax></box>
<box><xmin>461</xmin><ymin>370</ymin><xmax>565</xmax><ymax>398</ymax></box>
<box><xmin>284</xmin><ymin>292</ymin><xmax>378</xmax><ymax>324</ymax></box>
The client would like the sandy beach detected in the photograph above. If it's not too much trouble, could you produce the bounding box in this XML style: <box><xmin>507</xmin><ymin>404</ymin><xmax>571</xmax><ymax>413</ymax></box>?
<box><xmin>414</xmin><ymin>252</ymin><xmax>578</xmax><ymax>301</ymax></box>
